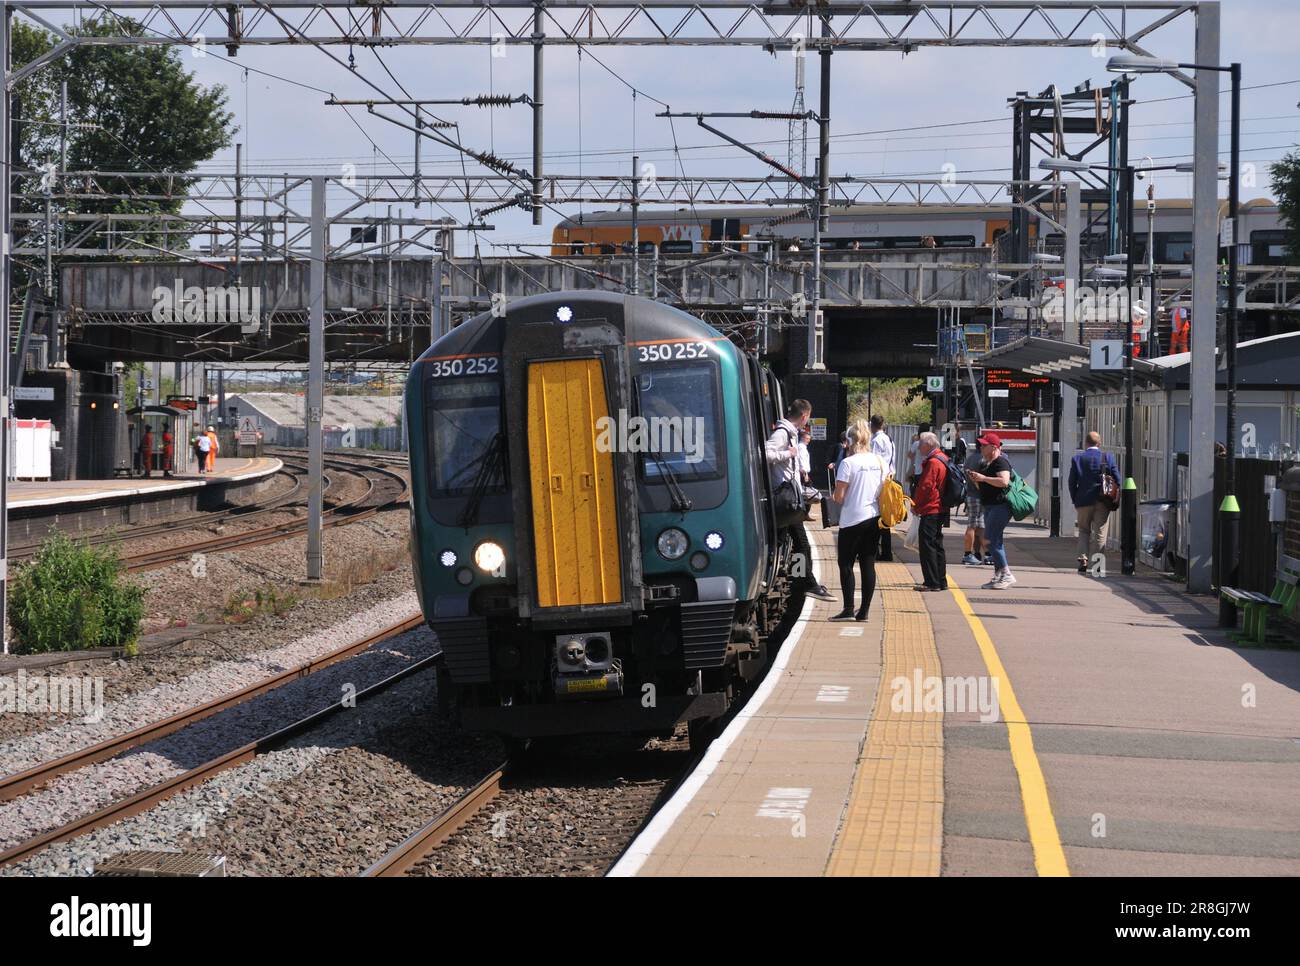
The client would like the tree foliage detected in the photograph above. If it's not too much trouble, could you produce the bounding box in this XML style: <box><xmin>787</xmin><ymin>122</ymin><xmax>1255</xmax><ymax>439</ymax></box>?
<box><xmin>9</xmin><ymin>533</ymin><xmax>145</xmax><ymax>654</ymax></box>
<box><xmin>1271</xmin><ymin>151</ymin><xmax>1300</xmax><ymax>265</ymax></box>
<box><xmin>10</xmin><ymin>18</ymin><xmax>235</xmax><ymax>275</ymax></box>
<box><xmin>844</xmin><ymin>376</ymin><xmax>933</xmax><ymax>428</ymax></box>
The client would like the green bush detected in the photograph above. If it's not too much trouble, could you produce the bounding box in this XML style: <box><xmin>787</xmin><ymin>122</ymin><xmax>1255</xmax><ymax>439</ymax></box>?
<box><xmin>9</xmin><ymin>533</ymin><xmax>145</xmax><ymax>654</ymax></box>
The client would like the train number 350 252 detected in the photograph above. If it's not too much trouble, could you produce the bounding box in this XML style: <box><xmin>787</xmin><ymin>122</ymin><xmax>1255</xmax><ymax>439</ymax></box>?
<box><xmin>428</xmin><ymin>355</ymin><xmax>500</xmax><ymax>377</ymax></box>
<box><xmin>636</xmin><ymin>341</ymin><xmax>710</xmax><ymax>363</ymax></box>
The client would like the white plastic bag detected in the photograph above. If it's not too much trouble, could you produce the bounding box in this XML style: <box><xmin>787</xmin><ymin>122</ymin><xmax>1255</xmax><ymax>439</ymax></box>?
<box><xmin>903</xmin><ymin>512</ymin><xmax>921</xmax><ymax>551</ymax></box>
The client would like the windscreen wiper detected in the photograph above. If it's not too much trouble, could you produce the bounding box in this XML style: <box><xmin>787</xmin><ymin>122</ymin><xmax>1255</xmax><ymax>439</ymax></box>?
<box><xmin>632</xmin><ymin>380</ymin><xmax>692</xmax><ymax>512</ymax></box>
<box><xmin>647</xmin><ymin>449</ymin><xmax>693</xmax><ymax>513</ymax></box>
<box><xmin>457</xmin><ymin>432</ymin><xmax>505</xmax><ymax>529</ymax></box>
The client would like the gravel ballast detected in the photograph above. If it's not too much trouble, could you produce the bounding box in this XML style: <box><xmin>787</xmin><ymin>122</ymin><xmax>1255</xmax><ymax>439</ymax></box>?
<box><xmin>4</xmin><ymin>672</ymin><xmax>501</xmax><ymax>877</ymax></box>
<box><xmin>0</xmin><ymin>607</ymin><xmax>433</xmax><ymax>854</ymax></box>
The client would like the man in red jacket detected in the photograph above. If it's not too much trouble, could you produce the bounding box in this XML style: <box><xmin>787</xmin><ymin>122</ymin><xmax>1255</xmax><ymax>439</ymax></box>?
<box><xmin>911</xmin><ymin>430</ymin><xmax>949</xmax><ymax>592</ymax></box>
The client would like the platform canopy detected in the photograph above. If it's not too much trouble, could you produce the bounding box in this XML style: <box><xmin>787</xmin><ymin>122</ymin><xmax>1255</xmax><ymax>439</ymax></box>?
<box><xmin>1145</xmin><ymin>331</ymin><xmax>1300</xmax><ymax>390</ymax></box>
<box><xmin>978</xmin><ymin>336</ymin><xmax>1164</xmax><ymax>393</ymax></box>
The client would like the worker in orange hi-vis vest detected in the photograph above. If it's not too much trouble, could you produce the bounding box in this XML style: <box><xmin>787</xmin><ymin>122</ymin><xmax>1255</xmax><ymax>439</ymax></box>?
<box><xmin>1130</xmin><ymin>300</ymin><xmax>1149</xmax><ymax>360</ymax></box>
<box><xmin>1169</xmin><ymin>307</ymin><xmax>1191</xmax><ymax>355</ymax></box>
<box><xmin>205</xmin><ymin>425</ymin><xmax>219</xmax><ymax>472</ymax></box>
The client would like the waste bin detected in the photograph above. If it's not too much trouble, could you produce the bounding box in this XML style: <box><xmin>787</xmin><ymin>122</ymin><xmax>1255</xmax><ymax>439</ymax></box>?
<box><xmin>1139</xmin><ymin>499</ymin><xmax>1177</xmax><ymax>571</ymax></box>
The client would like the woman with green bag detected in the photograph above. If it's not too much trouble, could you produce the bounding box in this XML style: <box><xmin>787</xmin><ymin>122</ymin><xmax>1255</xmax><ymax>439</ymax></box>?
<box><xmin>965</xmin><ymin>432</ymin><xmax>1018</xmax><ymax>589</ymax></box>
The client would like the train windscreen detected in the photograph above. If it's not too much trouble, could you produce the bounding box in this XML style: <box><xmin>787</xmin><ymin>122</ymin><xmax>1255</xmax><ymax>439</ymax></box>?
<box><xmin>634</xmin><ymin>363</ymin><xmax>724</xmax><ymax>483</ymax></box>
<box><xmin>425</xmin><ymin>378</ymin><xmax>505</xmax><ymax>496</ymax></box>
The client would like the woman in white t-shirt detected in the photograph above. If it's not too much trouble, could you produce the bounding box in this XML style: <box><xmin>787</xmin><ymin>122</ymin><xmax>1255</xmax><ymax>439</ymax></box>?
<box><xmin>831</xmin><ymin>419</ymin><xmax>888</xmax><ymax>621</ymax></box>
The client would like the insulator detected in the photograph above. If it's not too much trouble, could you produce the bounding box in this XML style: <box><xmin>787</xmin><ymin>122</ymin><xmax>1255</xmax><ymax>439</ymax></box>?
<box><xmin>472</xmin><ymin>151</ymin><xmax>527</xmax><ymax>179</ymax></box>
<box><xmin>466</xmin><ymin>95</ymin><xmax>520</xmax><ymax>107</ymax></box>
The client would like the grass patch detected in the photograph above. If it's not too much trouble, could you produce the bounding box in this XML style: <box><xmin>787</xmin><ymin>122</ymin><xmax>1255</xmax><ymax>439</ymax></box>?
<box><xmin>314</xmin><ymin>546</ymin><xmax>406</xmax><ymax>601</ymax></box>
<box><xmin>221</xmin><ymin>585</ymin><xmax>301</xmax><ymax>623</ymax></box>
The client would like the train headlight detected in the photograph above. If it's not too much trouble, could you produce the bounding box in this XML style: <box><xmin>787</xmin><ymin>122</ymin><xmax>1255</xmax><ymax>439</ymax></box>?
<box><xmin>474</xmin><ymin>540</ymin><xmax>506</xmax><ymax>573</ymax></box>
<box><xmin>689</xmin><ymin>551</ymin><xmax>710</xmax><ymax>572</ymax></box>
<box><xmin>439</xmin><ymin>549</ymin><xmax>457</xmax><ymax>568</ymax></box>
<box><xmin>455</xmin><ymin>567</ymin><xmax>474</xmax><ymax>586</ymax></box>
<box><xmin>656</xmin><ymin>528</ymin><xmax>689</xmax><ymax>560</ymax></box>
<box><xmin>704</xmin><ymin>531</ymin><xmax>725</xmax><ymax>551</ymax></box>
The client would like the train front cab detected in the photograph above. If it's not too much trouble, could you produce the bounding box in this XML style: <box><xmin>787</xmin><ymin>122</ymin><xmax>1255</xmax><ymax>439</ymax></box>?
<box><xmin>416</xmin><ymin>295</ymin><xmax>774</xmax><ymax>741</ymax></box>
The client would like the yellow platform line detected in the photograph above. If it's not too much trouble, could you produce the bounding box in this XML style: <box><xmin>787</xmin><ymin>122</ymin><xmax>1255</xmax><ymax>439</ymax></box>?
<box><xmin>947</xmin><ymin>576</ymin><xmax>1070</xmax><ymax>877</ymax></box>
<box><xmin>826</xmin><ymin>562</ymin><xmax>943</xmax><ymax>876</ymax></box>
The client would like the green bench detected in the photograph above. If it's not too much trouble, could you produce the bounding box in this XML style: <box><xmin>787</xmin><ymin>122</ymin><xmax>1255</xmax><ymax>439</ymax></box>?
<box><xmin>1220</xmin><ymin>555</ymin><xmax>1300</xmax><ymax>647</ymax></box>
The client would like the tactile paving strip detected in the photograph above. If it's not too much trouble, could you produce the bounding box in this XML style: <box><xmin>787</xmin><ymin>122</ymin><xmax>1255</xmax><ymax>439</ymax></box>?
<box><xmin>826</xmin><ymin>562</ymin><xmax>944</xmax><ymax>876</ymax></box>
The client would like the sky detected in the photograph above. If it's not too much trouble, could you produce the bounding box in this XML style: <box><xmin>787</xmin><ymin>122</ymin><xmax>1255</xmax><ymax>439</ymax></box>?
<box><xmin>35</xmin><ymin>0</ymin><xmax>1300</xmax><ymax>252</ymax></box>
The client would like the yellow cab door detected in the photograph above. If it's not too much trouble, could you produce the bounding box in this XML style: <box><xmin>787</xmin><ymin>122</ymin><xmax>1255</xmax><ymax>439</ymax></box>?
<box><xmin>527</xmin><ymin>358</ymin><xmax>623</xmax><ymax>608</ymax></box>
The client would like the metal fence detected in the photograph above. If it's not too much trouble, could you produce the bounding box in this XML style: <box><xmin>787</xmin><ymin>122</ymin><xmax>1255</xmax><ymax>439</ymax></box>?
<box><xmin>270</xmin><ymin>425</ymin><xmax>405</xmax><ymax>452</ymax></box>
<box><xmin>1176</xmin><ymin>454</ymin><xmax>1298</xmax><ymax>592</ymax></box>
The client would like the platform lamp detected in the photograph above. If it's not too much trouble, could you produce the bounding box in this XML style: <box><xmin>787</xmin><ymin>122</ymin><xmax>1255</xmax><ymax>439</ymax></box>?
<box><xmin>1106</xmin><ymin>52</ymin><xmax>1243</xmax><ymax>616</ymax></box>
<box><xmin>1040</xmin><ymin>155</ymin><xmax>1195</xmax><ymax>574</ymax></box>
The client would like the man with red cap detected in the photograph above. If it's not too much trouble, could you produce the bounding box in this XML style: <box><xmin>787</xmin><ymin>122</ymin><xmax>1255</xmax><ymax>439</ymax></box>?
<box><xmin>965</xmin><ymin>431</ymin><xmax>1016</xmax><ymax>589</ymax></box>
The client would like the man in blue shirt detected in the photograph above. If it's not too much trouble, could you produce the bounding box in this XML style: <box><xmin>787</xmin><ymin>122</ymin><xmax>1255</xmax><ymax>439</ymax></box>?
<box><xmin>1068</xmin><ymin>431</ymin><xmax>1120</xmax><ymax>575</ymax></box>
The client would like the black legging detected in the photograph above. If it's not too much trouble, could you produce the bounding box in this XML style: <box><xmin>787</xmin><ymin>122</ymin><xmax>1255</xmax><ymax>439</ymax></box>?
<box><xmin>837</xmin><ymin>517</ymin><xmax>881</xmax><ymax>613</ymax></box>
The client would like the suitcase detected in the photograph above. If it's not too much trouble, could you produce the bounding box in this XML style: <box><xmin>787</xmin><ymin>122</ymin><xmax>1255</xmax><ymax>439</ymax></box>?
<box><xmin>822</xmin><ymin>468</ymin><xmax>841</xmax><ymax>528</ymax></box>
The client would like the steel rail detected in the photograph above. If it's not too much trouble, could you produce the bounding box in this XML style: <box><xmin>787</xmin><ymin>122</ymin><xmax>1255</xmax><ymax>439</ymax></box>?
<box><xmin>360</xmin><ymin>764</ymin><xmax>508</xmax><ymax>877</ymax></box>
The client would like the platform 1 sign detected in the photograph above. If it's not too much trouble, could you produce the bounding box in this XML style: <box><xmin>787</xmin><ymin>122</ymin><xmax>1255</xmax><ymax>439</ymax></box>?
<box><xmin>926</xmin><ymin>375</ymin><xmax>945</xmax><ymax>393</ymax></box>
<box><xmin>13</xmin><ymin>386</ymin><xmax>54</xmax><ymax>401</ymax></box>
<box><xmin>1090</xmin><ymin>339</ymin><xmax>1124</xmax><ymax>371</ymax></box>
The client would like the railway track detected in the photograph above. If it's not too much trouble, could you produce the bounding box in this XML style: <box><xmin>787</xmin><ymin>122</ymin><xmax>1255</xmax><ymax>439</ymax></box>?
<box><xmin>361</xmin><ymin>765</ymin><xmax>508</xmax><ymax>877</ymax></box>
<box><xmin>7</xmin><ymin>463</ymin><xmax>312</xmax><ymax>563</ymax></box>
<box><xmin>123</xmin><ymin>454</ymin><xmax>409</xmax><ymax>571</ymax></box>
<box><xmin>12</xmin><ymin>450</ymin><xmax>409</xmax><ymax>572</ymax></box>
<box><xmin>362</xmin><ymin>740</ymin><xmax>692</xmax><ymax>878</ymax></box>
<box><xmin>0</xmin><ymin>615</ymin><xmax>430</xmax><ymax>871</ymax></box>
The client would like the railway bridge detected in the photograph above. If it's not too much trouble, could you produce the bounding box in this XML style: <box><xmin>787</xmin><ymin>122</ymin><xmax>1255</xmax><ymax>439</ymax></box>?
<box><xmin>52</xmin><ymin>250</ymin><xmax>1300</xmax><ymax>373</ymax></box>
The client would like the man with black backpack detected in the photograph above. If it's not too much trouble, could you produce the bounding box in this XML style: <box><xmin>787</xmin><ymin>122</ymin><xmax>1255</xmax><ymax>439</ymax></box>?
<box><xmin>766</xmin><ymin>399</ymin><xmax>834</xmax><ymax>601</ymax></box>
<box><xmin>1069</xmin><ymin>430</ymin><xmax>1121</xmax><ymax>575</ymax></box>
<box><xmin>911</xmin><ymin>431</ymin><xmax>965</xmax><ymax>592</ymax></box>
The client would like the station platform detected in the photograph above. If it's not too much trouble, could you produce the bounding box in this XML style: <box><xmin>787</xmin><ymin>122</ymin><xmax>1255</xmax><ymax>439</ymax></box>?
<box><xmin>7</xmin><ymin>458</ymin><xmax>283</xmax><ymax>543</ymax></box>
<box><xmin>9</xmin><ymin>457</ymin><xmax>281</xmax><ymax>509</ymax></box>
<box><xmin>612</xmin><ymin>515</ymin><xmax>1300</xmax><ymax>877</ymax></box>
